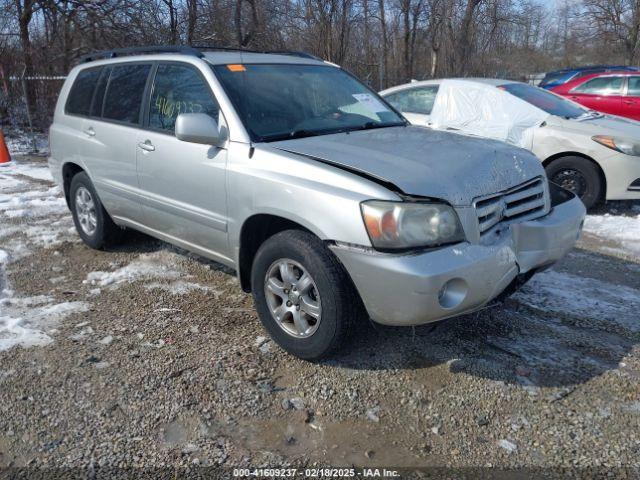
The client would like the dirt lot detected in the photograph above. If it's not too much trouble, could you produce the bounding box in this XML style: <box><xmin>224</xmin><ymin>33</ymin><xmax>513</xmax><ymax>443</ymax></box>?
<box><xmin>1</xmin><ymin>156</ymin><xmax>639</xmax><ymax>476</ymax></box>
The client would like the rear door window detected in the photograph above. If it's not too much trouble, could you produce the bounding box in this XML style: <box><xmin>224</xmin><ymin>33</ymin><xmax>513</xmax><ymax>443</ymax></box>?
<box><xmin>627</xmin><ymin>77</ymin><xmax>640</xmax><ymax>96</ymax></box>
<box><xmin>384</xmin><ymin>86</ymin><xmax>440</xmax><ymax>115</ymax></box>
<box><xmin>148</xmin><ymin>63</ymin><xmax>220</xmax><ymax>133</ymax></box>
<box><xmin>65</xmin><ymin>67</ymin><xmax>102</xmax><ymax>116</ymax></box>
<box><xmin>103</xmin><ymin>64</ymin><xmax>152</xmax><ymax>124</ymax></box>
<box><xmin>572</xmin><ymin>76</ymin><xmax>623</xmax><ymax>95</ymax></box>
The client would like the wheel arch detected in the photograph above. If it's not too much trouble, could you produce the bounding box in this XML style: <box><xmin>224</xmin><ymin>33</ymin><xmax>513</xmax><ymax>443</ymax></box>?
<box><xmin>237</xmin><ymin>214</ymin><xmax>319</xmax><ymax>293</ymax></box>
<box><xmin>542</xmin><ymin>152</ymin><xmax>607</xmax><ymax>199</ymax></box>
<box><xmin>61</xmin><ymin>162</ymin><xmax>86</xmax><ymax>207</ymax></box>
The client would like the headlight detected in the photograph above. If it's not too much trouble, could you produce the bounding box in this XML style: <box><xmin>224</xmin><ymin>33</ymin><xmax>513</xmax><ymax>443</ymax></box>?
<box><xmin>361</xmin><ymin>200</ymin><xmax>465</xmax><ymax>250</ymax></box>
<box><xmin>592</xmin><ymin>135</ymin><xmax>640</xmax><ymax>156</ymax></box>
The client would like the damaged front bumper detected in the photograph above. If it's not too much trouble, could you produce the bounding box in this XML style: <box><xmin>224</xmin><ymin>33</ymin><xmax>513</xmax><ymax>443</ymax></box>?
<box><xmin>330</xmin><ymin>195</ymin><xmax>586</xmax><ymax>326</ymax></box>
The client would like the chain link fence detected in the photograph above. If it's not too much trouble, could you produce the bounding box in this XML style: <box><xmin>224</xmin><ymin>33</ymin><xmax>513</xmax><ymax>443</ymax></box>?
<box><xmin>0</xmin><ymin>70</ymin><xmax>66</xmax><ymax>154</ymax></box>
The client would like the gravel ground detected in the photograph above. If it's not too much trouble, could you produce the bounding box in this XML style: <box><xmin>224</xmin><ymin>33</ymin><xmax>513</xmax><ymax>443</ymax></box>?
<box><xmin>1</xmin><ymin>157</ymin><xmax>639</xmax><ymax>477</ymax></box>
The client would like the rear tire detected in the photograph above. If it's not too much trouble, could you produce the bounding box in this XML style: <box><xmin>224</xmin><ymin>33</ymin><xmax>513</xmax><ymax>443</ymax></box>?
<box><xmin>69</xmin><ymin>172</ymin><xmax>123</xmax><ymax>249</ymax></box>
<box><xmin>251</xmin><ymin>230</ymin><xmax>364</xmax><ymax>360</ymax></box>
<box><xmin>545</xmin><ymin>156</ymin><xmax>603</xmax><ymax>209</ymax></box>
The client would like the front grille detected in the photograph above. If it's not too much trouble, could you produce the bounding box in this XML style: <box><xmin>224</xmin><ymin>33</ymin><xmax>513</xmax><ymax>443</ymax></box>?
<box><xmin>474</xmin><ymin>177</ymin><xmax>549</xmax><ymax>235</ymax></box>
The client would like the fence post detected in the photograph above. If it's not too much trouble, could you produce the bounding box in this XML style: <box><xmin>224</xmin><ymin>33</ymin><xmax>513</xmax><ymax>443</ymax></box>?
<box><xmin>20</xmin><ymin>65</ymin><xmax>37</xmax><ymax>154</ymax></box>
<box><xmin>0</xmin><ymin>65</ymin><xmax>8</xmax><ymax>96</ymax></box>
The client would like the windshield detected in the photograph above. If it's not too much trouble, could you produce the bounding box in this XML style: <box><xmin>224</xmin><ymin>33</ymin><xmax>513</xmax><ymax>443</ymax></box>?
<box><xmin>539</xmin><ymin>71</ymin><xmax>576</xmax><ymax>87</ymax></box>
<box><xmin>212</xmin><ymin>64</ymin><xmax>405</xmax><ymax>142</ymax></box>
<box><xmin>500</xmin><ymin>83</ymin><xmax>588</xmax><ymax>119</ymax></box>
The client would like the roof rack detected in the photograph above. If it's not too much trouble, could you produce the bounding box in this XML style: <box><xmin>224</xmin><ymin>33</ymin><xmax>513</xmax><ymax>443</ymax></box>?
<box><xmin>79</xmin><ymin>45</ymin><xmax>323</xmax><ymax>64</ymax></box>
<box><xmin>80</xmin><ymin>45</ymin><xmax>203</xmax><ymax>63</ymax></box>
<box><xmin>191</xmin><ymin>45</ymin><xmax>323</xmax><ymax>61</ymax></box>
<box><xmin>269</xmin><ymin>50</ymin><xmax>323</xmax><ymax>61</ymax></box>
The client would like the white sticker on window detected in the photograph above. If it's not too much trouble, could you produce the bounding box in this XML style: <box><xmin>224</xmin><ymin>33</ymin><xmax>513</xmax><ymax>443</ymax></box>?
<box><xmin>352</xmin><ymin>93</ymin><xmax>389</xmax><ymax>113</ymax></box>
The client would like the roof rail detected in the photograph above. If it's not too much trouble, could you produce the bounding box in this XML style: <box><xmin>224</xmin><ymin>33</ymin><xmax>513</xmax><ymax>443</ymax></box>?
<box><xmin>79</xmin><ymin>45</ymin><xmax>323</xmax><ymax>64</ymax></box>
<box><xmin>269</xmin><ymin>50</ymin><xmax>323</xmax><ymax>61</ymax></box>
<box><xmin>80</xmin><ymin>45</ymin><xmax>204</xmax><ymax>63</ymax></box>
<box><xmin>191</xmin><ymin>44</ymin><xmax>323</xmax><ymax>61</ymax></box>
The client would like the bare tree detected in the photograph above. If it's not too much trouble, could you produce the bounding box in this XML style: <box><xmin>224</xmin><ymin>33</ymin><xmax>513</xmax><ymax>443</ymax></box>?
<box><xmin>2</xmin><ymin>0</ymin><xmax>639</xmax><ymax>128</ymax></box>
<box><xmin>583</xmin><ymin>0</ymin><xmax>640</xmax><ymax>64</ymax></box>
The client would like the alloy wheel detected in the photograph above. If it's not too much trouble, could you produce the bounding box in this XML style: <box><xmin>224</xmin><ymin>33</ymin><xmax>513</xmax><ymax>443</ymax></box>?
<box><xmin>264</xmin><ymin>258</ymin><xmax>322</xmax><ymax>338</ymax></box>
<box><xmin>75</xmin><ymin>186</ymin><xmax>98</xmax><ymax>236</ymax></box>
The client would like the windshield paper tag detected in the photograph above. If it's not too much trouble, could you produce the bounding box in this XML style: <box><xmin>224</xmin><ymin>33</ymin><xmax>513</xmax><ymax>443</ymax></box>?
<box><xmin>352</xmin><ymin>93</ymin><xmax>389</xmax><ymax>113</ymax></box>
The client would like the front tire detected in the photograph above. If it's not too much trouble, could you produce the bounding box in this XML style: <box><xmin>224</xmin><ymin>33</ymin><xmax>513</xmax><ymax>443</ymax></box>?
<box><xmin>545</xmin><ymin>156</ymin><xmax>603</xmax><ymax>209</ymax></box>
<box><xmin>251</xmin><ymin>230</ymin><xmax>364</xmax><ymax>360</ymax></box>
<box><xmin>69</xmin><ymin>172</ymin><xmax>123</xmax><ymax>249</ymax></box>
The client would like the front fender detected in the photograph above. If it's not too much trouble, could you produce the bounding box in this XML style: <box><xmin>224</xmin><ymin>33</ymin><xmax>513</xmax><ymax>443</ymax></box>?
<box><xmin>226</xmin><ymin>142</ymin><xmax>400</xmax><ymax>265</ymax></box>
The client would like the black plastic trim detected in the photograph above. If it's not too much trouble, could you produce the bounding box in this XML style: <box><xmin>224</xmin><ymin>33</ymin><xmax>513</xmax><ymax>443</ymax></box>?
<box><xmin>549</xmin><ymin>181</ymin><xmax>576</xmax><ymax>207</ymax></box>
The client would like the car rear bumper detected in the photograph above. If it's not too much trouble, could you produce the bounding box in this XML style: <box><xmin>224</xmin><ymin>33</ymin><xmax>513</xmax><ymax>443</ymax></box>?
<box><xmin>330</xmin><ymin>196</ymin><xmax>586</xmax><ymax>326</ymax></box>
<box><xmin>47</xmin><ymin>156</ymin><xmax>64</xmax><ymax>187</ymax></box>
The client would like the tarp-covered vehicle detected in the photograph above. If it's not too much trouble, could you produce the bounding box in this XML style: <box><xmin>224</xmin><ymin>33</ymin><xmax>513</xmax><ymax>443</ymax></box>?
<box><xmin>381</xmin><ymin>78</ymin><xmax>640</xmax><ymax>209</ymax></box>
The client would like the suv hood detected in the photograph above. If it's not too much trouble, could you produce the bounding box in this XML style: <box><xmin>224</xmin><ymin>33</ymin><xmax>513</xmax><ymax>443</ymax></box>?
<box><xmin>268</xmin><ymin>126</ymin><xmax>544</xmax><ymax>206</ymax></box>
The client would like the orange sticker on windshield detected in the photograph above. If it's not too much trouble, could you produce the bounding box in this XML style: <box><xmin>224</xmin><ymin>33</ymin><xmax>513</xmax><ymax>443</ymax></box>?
<box><xmin>227</xmin><ymin>64</ymin><xmax>246</xmax><ymax>72</ymax></box>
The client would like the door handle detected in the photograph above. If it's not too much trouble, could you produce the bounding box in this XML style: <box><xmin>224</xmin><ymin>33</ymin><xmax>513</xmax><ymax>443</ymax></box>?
<box><xmin>83</xmin><ymin>127</ymin><xmax>95</xmax><ymax>137</ymax></box>
<box><xmin>623</xmin><ymin>100</ymin><xmax>635</xmax><ymax>104</ymax></box>
<box><xmin>138</xmin><ymin>140</ymin><xmax>155</xmax><ymax>152</ymax></box>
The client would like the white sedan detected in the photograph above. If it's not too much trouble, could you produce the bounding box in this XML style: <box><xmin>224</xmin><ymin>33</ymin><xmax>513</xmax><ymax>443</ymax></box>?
<box><xmin>381</xmin><ymin>78</ymin><xmax>640</xmax><ymax>208</ymax></box>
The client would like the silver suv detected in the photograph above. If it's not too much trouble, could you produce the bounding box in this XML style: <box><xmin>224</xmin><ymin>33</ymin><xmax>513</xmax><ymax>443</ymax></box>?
<box><xmin>49</xmin><ymin>46</ymin><xmax>586</xmax><ymax>359</ymax></box>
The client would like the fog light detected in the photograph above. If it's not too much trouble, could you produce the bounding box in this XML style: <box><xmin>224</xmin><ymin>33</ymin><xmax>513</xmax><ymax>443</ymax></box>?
<box><xmin>438</xmin><ymin>278</ymin><xmax>468</xmax><ymax>309</ymax></box>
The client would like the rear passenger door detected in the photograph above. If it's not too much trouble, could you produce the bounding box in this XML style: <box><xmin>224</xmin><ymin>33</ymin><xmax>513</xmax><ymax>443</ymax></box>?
<box><xmin>383</xmin><ymin>85</ymin><xmax>439</xmax><ymax>126</ymax></box>
<box><xmin>136</xmin><ymin>62</ymin><xmax>229</xmax><ymax>261</ymax></box>
<box><xmin>568</xmin><ymin>76</ymin><xmax>624</xmax><ymax>115</ymax></box>
<box><xmin>81</xmin><ymin>63</ymin><xmax>152</xmax><ymax>222</ymax></box>
<box><xmin>62</xmin><ymin>66</ymin><xmax>103</xmax><ymax>175</ymax></box>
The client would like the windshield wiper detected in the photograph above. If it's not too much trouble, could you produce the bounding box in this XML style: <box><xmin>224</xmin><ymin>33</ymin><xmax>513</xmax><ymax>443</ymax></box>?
<box><xmin>574</xmin><ymin>110</ymin><xmax>604</xmax><ymax>121</ymax></box>
<box><xmin>261</xmin><ymin>129</ymin><xmax>320</xmax><ymax>142</ymax></box>
<box><xmin>344</xmin><ymin>121</ymin><xmax>406</xmax><ymax>133</ymax></box>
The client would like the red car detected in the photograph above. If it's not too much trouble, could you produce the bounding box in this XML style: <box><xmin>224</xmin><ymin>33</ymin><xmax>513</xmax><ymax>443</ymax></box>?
<box><xmin>550</xmin><ymin>71</ymin><xmax>640</xmax><ymax>121</ymax></box>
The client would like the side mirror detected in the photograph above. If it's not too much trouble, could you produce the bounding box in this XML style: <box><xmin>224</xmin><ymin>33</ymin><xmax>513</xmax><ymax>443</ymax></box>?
<box><xmin>175</xmin><ymin>113</ymin><xmax>223</xmax><ymax>146</ymax></box>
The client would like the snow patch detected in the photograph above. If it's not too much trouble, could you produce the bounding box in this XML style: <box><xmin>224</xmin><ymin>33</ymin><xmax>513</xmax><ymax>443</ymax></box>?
<box><xmin>515</xmin><ymin>270</ymin><xmax>640</xmax><ymax>333</ymax></box>
<box><xmin>0</xmin><ymin>162</ymin><xmax>53</xmax><ymax>182</ymax></box>
<box><xmin>0</xmin><ymin>158</ymin><xmax>85</xmax><ymax>352</ymax></box>
<box><xmin>84</xmin><ymin>252</ymin><xmax>184</xmax><ymax>289</ymax></box>
<box><xmin>0</xmin><ymin>172</ymin><xmax>26</xmax><ymax>191</ymax></box>
<box><xmin>584</xmin><ymin>211</ymin><xmax>640</xmax><ymax>257</ymax></box>
<box><xmin>0</xmin><ymin>187</ymin><xmax>66</xmax><ymax>218</ymax></box>
<box><xmin>0</xmin><ymin>299</ymin><xmax>90</xmax><ymax>352</ymax></box>
<box><xmin>144</xmin><ymin>280</ymin><xmax>216</xmax><ymax>295</ymax></box>
<box><xmin>0</xmin><ymin>161</ymin><xmax>74</xmax><ymax>259</ymax></box>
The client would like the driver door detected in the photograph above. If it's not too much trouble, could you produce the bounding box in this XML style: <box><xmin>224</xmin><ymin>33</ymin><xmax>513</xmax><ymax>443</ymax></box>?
<box><xmin>136</xmin><ymin>62</ymin><xmax>230</xmax><ymax>262</ymax></box>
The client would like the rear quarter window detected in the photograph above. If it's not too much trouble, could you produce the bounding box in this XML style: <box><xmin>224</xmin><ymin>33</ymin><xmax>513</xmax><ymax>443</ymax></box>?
<box><xmin>65</xmin><ymin>67</ymin><xmax>102</xmax><ymax>116</ymax></box>
<box><xmin>102</xmin><ymin>64</ymin><xmax>151</xmax><ymax>124</ymax></box>
<box><xmin>90</xmin><ymin>67</ymin><xmax>111</xmax><ymax>117</ymax></box>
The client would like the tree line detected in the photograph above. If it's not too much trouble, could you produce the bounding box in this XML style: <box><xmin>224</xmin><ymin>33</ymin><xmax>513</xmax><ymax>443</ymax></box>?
<box><xmin>1</xmin><ymin>0</ymin><xmax>639</xmax><ymax>128</ymax></box>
